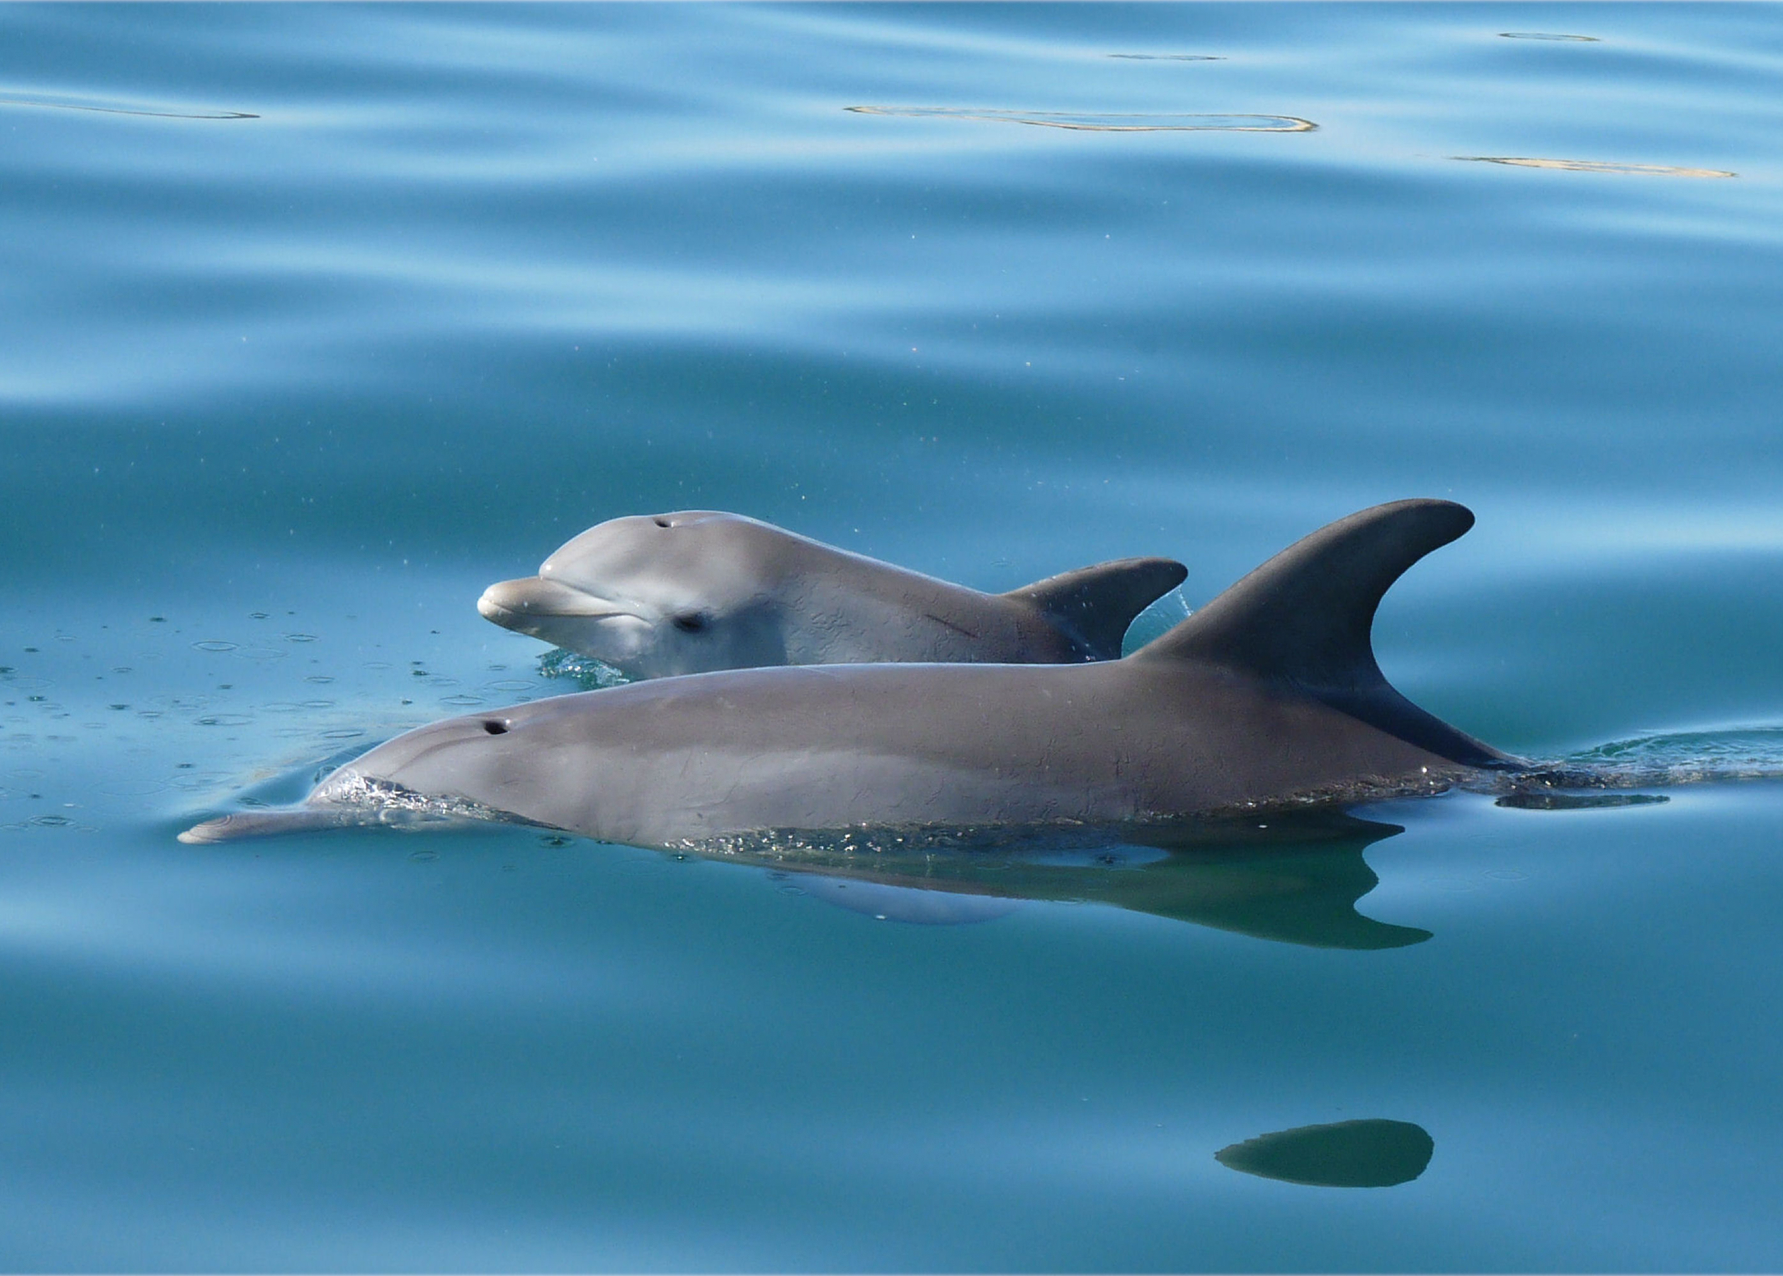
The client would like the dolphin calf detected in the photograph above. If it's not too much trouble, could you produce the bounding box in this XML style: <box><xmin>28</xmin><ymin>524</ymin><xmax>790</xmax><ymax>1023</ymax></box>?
<box><xmin>183</xmin><ymin>500</ymin><xmax>1516</xmax><ymax>850</ymax></box>
<box><xmin>476</xmin><ymin>510</ymin><xmax>1188</xmax><ymax>677</ymax></box>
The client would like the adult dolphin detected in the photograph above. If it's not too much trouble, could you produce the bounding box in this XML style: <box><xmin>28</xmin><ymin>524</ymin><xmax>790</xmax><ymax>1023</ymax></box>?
<box><xmin>183</xmin><ymin>500</ymin><xmax>1518</xmax><ymax>849</ymax></box>
<box><xmin>476</xmin><ymin>510</ymin><xmax>1188</xmax><ymax>677</ymax></box>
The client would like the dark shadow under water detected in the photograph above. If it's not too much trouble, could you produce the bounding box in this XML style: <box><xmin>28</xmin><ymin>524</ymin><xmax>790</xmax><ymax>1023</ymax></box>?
<box><xmin>1216</xmin><ymin>1119</ymin><xmax>1435</xmax><ymax>1188</ymax></box>
<box><xmin>695</xmin><ymin>811</ymin><xmax>1430</xmax><ymax>950</ymax></box>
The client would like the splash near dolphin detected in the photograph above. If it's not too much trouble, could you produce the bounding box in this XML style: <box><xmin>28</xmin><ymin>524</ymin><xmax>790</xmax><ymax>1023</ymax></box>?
<box><xmin>477</xmin><ymin>510</ymin><xmax>1188</xmax><ymax>678</ymax></box>
<box><xmin>184</xmin><ymin>500</ymin><xmax>1520</xmax><ymax>850</ymax></box>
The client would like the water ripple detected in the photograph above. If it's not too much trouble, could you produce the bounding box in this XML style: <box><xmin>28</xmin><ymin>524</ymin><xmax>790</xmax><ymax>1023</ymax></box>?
<box><xmin>1498</xmin><ymin>32</ymin><xmax>1600</xmax><ymax>42</ymax></box>
<box><xmin>1458</xmin><ymin>156</ymin><xmax>1736</xmax><ymax>178</ymax></box>
<box><xmin>0</xmin><ymin>89</ymin><xmax>257</xmax><ymax>120</ymax></box>
<box><xmin>846</xmin><ymin>107</ymin><xmax>1316</xmax><ymax>133</ymax></box>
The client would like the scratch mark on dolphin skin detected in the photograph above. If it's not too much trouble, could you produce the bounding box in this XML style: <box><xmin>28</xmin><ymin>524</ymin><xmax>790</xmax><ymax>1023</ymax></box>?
<box><xmin>0</xmin><ymin>91</ymin><xmax>257</xmax><ymax>120</ymax></box>
<box><xmin>1457</xmin><ymin>156</ymin><xmax>1735</xmax><ymax>178</ymax></box>
<box><xmin>846</xmin><ymin>106</ymin><xmax>1316</xmax><ymax>133</ymax></box>
<box><xmin>924</xmin><ymin>612</ymin><xmax>982</xmax><ymax>641</ymax></box>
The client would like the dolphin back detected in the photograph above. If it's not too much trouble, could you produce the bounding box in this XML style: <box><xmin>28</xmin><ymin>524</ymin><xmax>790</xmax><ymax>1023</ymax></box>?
<box><xmin>1004</xmin><ymin>556</ymin><xmax>1189</xmax><ymax>660</ymax></box>
<box><xmin>1132</xmin><ymin>499</ymin><xmax>1512</xmax><ymax>767</ymax></box>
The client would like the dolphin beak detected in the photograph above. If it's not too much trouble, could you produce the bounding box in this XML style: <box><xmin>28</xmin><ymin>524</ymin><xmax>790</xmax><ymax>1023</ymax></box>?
<box><xmin>477</xmin><ymin>577</ymin><xmax>630</xmax><ymax>625</ymax></box>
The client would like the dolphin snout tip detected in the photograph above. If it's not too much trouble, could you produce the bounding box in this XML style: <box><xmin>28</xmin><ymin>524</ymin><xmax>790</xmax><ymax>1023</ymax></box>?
<box><xmin>478</xmin><ymin>577</ymin><xmax>542</xmax><ymax>626</ymax></box>
<box><xmin>179</xmin><ymin>816</ymin><xmax>238</xmax><ymax>844</ymax></box>
<box><xmin>476</xmin><ymin>589</ymin><xmax>511</xmax><ymax>623</ymax></box>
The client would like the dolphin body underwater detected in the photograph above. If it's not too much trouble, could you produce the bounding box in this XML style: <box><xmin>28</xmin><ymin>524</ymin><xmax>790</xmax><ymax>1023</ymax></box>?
<box><xmin>476</xmin><ymin>510</ymin><xmax>1189</xmax><ymax>677</ymax></box>
<box><xmin>182</xmin><ymin>500</ymin><xmax>1521</xmax><ymax>851</ymax></box>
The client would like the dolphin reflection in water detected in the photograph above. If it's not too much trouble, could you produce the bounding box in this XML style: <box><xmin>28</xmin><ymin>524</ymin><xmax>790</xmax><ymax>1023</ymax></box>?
<box><xmin>750</xmin><ymin>811</ymin><xmax>1428</xmax><ymax>950</ymax></box>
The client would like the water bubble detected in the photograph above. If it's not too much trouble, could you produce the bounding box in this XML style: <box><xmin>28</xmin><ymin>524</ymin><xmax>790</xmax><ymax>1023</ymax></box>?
<box><xmin>192</xmin><ymin>640</ymin><xmax>238</xmax><ymax>653</ymax></box>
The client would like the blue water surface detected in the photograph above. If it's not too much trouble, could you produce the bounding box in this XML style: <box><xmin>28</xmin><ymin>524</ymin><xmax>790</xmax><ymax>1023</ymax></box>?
<box><xmin>3</xmin><ymin>4</ymin><xmax>1783</xmax><ymax>1270</ymax></box>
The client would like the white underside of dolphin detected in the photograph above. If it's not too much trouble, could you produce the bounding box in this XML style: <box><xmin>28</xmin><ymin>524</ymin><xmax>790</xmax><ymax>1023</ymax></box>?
<box><xmin>183</xmin><ymin>500</ymin><xmax>1519</xmax><ymax>849</ymax></box>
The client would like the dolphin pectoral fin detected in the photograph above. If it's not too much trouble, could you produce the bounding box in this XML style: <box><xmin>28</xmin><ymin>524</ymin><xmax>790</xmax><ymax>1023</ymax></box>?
<box><xmin>1004</xmin><ymin>556</ymin><xmax>1190</xmax><ymax>660</ymax></box>
<box><xmin>1131</xmin><ymin>499</ymin><xmax>1513</xmax><ymax>767</ymax></box>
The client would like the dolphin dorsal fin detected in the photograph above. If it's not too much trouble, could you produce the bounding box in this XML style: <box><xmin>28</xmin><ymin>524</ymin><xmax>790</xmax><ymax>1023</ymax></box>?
<box><xmin>1005</xmin><ymin>557</ymin><xmax>1189</xmax><ymax>661</ymax></box>
<box><xmin>1134</xmin><ymin>500</ymin><xmax>1510</xmax><ymax>766</ymax></box>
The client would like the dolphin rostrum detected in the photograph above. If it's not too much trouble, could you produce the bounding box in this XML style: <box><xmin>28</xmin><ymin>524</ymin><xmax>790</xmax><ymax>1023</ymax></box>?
<box><xmin>183</xmin><ymin>500</ymin><xmax>1517</xmax><ymax>850</ymax></box>
<box><xmin>476</xmin><ymin>510</ymin><xmax>1188</xmax><ymax>677</ymax></box>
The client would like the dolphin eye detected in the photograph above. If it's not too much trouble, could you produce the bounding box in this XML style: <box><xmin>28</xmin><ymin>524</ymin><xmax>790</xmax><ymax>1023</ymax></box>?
<box><xmin>483</xmin><ymin>720</ymin><xmax>509</xmax><ymax>735</ymax></box>
<box><xmin>653</xmin><ymin>517</ymin><xmax>671</xmax><ymax>528</ymax></box>
<box><xmin>672</xmin><ymin>612</ymin><xmax>708</xmax><ymax>634</ymax></box>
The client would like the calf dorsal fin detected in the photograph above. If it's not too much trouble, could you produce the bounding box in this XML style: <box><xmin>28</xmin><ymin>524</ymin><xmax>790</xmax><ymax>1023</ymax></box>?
<box><xmin>1133</xmin><ymin>500</ymin><xmax>1511</xmax><ymax>766</ymax></box>
<box><xmin>1005</xmin><ymin>557</ymin><xmax>1188</xmax><ymax>661</ymax></box>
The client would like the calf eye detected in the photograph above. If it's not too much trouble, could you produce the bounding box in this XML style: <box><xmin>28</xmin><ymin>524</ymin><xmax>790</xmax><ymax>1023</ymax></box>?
<box><xmin>672</xmin><ymin>613</ymin><xmax>707</xmax><ymax>634</ymax></box>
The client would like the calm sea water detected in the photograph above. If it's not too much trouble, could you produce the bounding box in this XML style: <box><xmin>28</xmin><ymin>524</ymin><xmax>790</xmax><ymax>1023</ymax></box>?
<box><xmin>4</xmin><ymin>3</ymin><xmax>1783</xmax><ymax>1270</ymax></box>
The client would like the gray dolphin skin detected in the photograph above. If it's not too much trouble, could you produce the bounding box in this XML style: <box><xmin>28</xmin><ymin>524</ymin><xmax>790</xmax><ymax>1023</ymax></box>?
<box><xmin>476</xmin><ymin>510</ymin><xmax>1189</xmax><ymax>677</ymax></box>
<box><xmin>183</xmin><ymin>500</ymin><xmax>1516</xmax><ymax>850</ymax></box>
